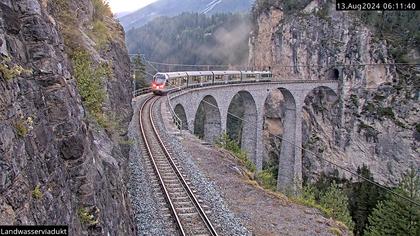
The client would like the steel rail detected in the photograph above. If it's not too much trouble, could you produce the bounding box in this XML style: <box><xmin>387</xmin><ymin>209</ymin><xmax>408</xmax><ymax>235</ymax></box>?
<box><xmin>140</xmin><ymin>96</ymin><xmax>218</xmax><ymax>236</ymax></box>
<box><xmin>139</xmin><ymin>96</ymin><xmax>185</xmax><ymax>235</ymax></box>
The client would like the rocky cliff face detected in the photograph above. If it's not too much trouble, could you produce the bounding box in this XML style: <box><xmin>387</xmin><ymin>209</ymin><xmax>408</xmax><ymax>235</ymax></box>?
<box><xmin>0</xmin><ymin>0</ymin><xmax>135</xmax><ymax>235</ymax></box>
<box><xmin>252</xmin><ymin>1</ymin><xmax>419</xmax><ymax>185</ymax></box>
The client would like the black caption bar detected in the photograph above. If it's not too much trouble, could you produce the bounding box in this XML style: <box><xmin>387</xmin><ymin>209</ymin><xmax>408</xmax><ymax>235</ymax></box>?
<box><xmin>336</xmin><ymin>0</ymin><xmax>418</xmax><ymax>11</ymax></box>
<box><xmin>0</xmin><ymin>226</ymin><xmax>68</xmax><ymax>236</ymax></box>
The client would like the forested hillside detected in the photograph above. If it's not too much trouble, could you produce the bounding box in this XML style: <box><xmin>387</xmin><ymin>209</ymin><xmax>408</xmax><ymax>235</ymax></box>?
<box><xmin>120</xmin><ymin>0</ymin><xmax>254</xmax><ymax>29</ymax></box>
<box><xmin>126</xmin><ymin>13</ymin><xmax>251</xmax><ymax>71</ymax></box>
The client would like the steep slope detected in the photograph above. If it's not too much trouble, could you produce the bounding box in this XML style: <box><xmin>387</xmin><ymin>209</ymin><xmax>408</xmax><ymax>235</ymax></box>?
<box><xmin>126</xmin><ymin>13</ymin><xmax>250</xmax><ymax>69</ymax></box>
<box><xmin>0</xmin><ymin>0</ymin><xmax>135</xmax><ymax>235</ymax></box>
<box><xmin>251</xmin><ymin>1</ymin><xmax>419</xmax><ymax>185</ymax></box>
<box><xmin>120</xmin><ymin>0</ymin><xmax>254</xmax><ymax>30</ymax></box>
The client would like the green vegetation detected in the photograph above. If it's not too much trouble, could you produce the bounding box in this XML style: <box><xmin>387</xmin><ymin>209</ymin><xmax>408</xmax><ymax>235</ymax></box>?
<box><xmin>132</xmin><ymin>55</ymin><xmax>148</xmax><ymax>89</ymax></box>
<box><xmin>350</xmin><ymin>94</ymin><xmax>359</xmax><ymax>107</ymax></box>
<box><xmin>302</xmin><ymin>167</ymin><xmax>387</xmax><ymax>235</ymax></box>
<box><xmin>15</xmin><ymin>119</ymin><xmax>28</xmax><ymax>137</ymax></box>
<box><xmin>356</xmin><ymin>11</ymin><xmax>419</xmax><ymax>63</ymax></box>
<box><xmin>377</xmin><ymin>107</ymin><xmax>395</xmax><ymax>119</ymax></box>
<box><xmin>92</xmin><ymin>0</ymin><xmax>113</xmax><ymax>20</ymax></box>
<box><xmin>329</xmin><ymin>227</ymin><xmax>343</xmax><ymax>236</ymax></box>
<box><xmin>78</xmin><ymin>208</ymin><xmax>98</xmax><ymax>226</ymax></box>
<box><xmin>32</xmin><ymin>185</ymin><xmax>43</xmax><ymax>200</ymax></box>
<box><xmin>416</xmin><ymin>123</ymin><xmax>420</xmax><ymax>133</ymax></box>
<box><xmin>364</xmin><ymin>168</ymin><xmax>420</xmax><ymax>236</ymax></box>
<box><xmin>89</xmin><ymin>20</ymin><xmax>111</xmax><ymax>49</ymax></box>
<box><xmin>72</xmin><ymin>50</ymin><xmax>113</xmax><ymax>128</ymax></box>
<box><xmin>215</xmin><ymin>133</ymin><xmax>256</xmax><ymax>172</ymax></box>
<box><xmin>256</xmin><ymin>169</ymin><xmax>277</xmax><ymax>191</ymax></box>
<box><xmin>320</xmin><ymin>182</ymin><xmax>355</xmax><ymax>231</ymax></box>
<box><xmin>293</xmin><ymin>185</ymin><xmax>333</xmax><ymax>217</ymax></box>
<box><xmin>357</xmin><ymin>121</ymin><xmax>379</xmax><ymax>142</ymax></box>
<box><xmin>0</xmin><ymin>56</ymin><xmax>32</xmax><ymax>80</ymax></box>
<box><xmin>126</xmin><ymin>13</ymin><xmax>250</xmax><ymax>70</ymax></box>
<box><xmin>252</xmin><ymin>0</ymin><xmax>311</xmax><ymax>19</ymax></box>
<box><xmin>293</xmin><ymin>183</ymin><xmax>354</xmax><ymax>231</ymax></box>
<box><xmin>348</xmin><ymin>165</ymin><xmax>386</xmax><ymax>236</ymax></box>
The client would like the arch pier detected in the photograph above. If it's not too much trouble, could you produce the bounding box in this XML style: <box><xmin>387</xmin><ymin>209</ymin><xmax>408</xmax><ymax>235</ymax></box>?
<box><xmin>170</xmin><ymin>81</ymin><xmax>338</xmax><ymax>194</ymax></box>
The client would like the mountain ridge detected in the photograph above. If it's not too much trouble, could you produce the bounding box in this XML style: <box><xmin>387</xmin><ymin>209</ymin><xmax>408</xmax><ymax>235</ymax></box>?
<box><xmin>120</xmin><ymin>0</ymin><xmax>254</xmax><ymax>30</ymax></box>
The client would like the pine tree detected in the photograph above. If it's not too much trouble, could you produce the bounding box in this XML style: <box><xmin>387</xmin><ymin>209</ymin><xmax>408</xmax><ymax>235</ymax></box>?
<box><xmin>320</xmin><ymin>182</ymin><xmax>355</xmax><ymax>231</ymax></box>
<box><xmin>349</xmin><ymin>165</ymin><xmax>385</xmax><ymax>236</ymax></box>
<box><xmin>364</xmin><ymin>168</ymin><xmax>420</xmax><ymax>236</ymax></box>
<box><xmin>132</xmin><ymin>55</ymin><xmax>148</xmax><ymax>90</ymax></box>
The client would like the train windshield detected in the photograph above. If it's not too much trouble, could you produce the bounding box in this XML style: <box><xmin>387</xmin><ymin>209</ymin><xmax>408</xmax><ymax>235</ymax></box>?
<box><xmin>154</xmin><ymin>74</ymin><xmax>166</xmax><ymax>84</ymax></box>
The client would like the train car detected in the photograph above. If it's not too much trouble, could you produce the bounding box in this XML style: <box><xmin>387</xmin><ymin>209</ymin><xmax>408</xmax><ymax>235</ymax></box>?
<box><xmin>151</xmin><ymin>70</ymin><xmax>272</xmax><ymax>95</ymax></box>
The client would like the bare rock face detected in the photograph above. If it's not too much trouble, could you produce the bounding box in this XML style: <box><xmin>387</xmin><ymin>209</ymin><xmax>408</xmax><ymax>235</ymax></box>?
<box><xmin>253</xmin><ymin>1</ymin><xmax>419</xmax><ymax>185</ymax></box>
<box><xmin>0</xmin><ymin>0</ymin><xmax>135</xmax><ymax>235</ymax></box>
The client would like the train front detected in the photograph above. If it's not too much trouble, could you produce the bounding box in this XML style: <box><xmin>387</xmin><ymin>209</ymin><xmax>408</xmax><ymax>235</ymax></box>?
<box><xmin>151</xmin><ymin>73</ymin><xmax>167</xmax><ymax>95</ymax></box>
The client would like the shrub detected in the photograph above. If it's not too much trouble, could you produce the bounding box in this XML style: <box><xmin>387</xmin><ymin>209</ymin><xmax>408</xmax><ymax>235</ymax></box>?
<box><xmin>256</xmin><ymin>169</ymin><xmax>277</xmax><ymax>191</ymax></box>
<box><xmin>32</xmin><ymin>185</ymin><xmax>43</xmax><ymax>200</ymax></box>
<box><xmin>15</xmin><ymin>120</ymin><xmax>28</xmax><ymax>137</ymax></box>
<box><xmin>89</xmin><ymin>20</ymin><xmax>111</xmax><ymax>49</ymax></box>
<box><xmin>216</xmin><ymin>133</ymin><xmax>256</xmax><ymax>172</ymax></box>
<box><xmin>78</xmin><ymin>208</ymin><xmax>98</xmax><ymax>226</ymax></box>
<box><xmin>92</xmin><ymin>0</ymin><xmax>113</xmax><ymax>20</ymax></box>
<box><xmin>0</xmin><ymin>56</ymin><xmax>32</xmax><ymax>80</ymax></box>
<box><xmin>350</xmin><ymin>94</ymin><xmax>359</xmax><ymax>107</ymax></box>
<box><xmin>72</xmin><ymin>50</ymin><xmax>106</xmax><ymax>117</ymax></box>
<box><xmin>293</xmin><ymin>184</ymin><xmax>332</xmax><ymax>217</ymax></box>
<box><xmin>377</xmin><ymin>107</ymin><xmax>395</xmax><ymax>119</ymax></box>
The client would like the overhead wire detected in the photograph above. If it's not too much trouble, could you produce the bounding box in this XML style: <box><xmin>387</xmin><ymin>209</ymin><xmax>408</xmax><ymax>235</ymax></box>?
<box><xmin>194</xmin><ymin>97</ymin><xmax>420</xmax><ymax>207</ymax></box>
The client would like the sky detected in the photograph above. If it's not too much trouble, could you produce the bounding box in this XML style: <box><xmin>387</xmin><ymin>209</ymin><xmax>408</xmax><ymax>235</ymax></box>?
<box><xmin>107</xmin><ymin>0</ymin><xmax>157</xmax><ymax>13</ymax></box>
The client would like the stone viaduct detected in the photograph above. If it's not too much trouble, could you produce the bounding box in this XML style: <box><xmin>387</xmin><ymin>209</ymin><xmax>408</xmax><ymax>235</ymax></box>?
<box><xmin>168</xmin><ymin>80</ymin><xmax>339</xmax><ymax>193</ymax></box>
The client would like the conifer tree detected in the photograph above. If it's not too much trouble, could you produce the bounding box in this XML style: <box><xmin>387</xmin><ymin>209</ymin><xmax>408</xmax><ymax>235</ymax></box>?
<box><xmin>320</xmin><ymin>182</ymin><xmax>355</xmax><ymax>231</ymax></box>
<box><xmin>349</xmin><ymin>165</ymin><xmax>385</xmax><ymax>235</ymax></box>
<box><xmin>132</xmin><ymin>55</ymin><xmax>148</xmax><ymax>90</ymax></box>
<box><xmin>364</xmin><ymin>168</ymin><xmax>420</xmax><ymax>236</ymax></box>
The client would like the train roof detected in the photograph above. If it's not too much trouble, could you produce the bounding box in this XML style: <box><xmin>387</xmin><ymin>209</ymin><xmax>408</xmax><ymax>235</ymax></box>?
<box><xmin>155</xmin><ymin>71</ymin><xmax>271</xmax><ymax>79</ymax></box>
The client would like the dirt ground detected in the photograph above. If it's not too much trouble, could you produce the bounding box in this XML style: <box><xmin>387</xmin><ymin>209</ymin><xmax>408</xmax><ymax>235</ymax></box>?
<box><xmin>180</xmin><ymin>133</ymin><xmax>349</xmax><ymax>236</ymax></box>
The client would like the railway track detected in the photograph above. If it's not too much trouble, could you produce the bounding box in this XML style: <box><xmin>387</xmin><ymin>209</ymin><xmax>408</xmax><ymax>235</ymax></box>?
<box><xmin>139</xmin><ymin>95</ymin><xmax>218</xmax><ymax>236</ymax></box>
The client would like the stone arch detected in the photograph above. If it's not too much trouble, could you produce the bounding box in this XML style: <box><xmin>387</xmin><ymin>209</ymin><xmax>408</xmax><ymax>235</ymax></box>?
<box><xmin>174</xmin><ymin>104</ymin><xmax>188</xmax><ymax>130</ymax></box>
<box><xmin>301</xmin><ymin>86</ymin><xmax>339</xmax><ymax>183</ymax></box>
<box><xmin>262</xmin><ymin>87</ymin><xmax>297</xmax><ymax>193</ymax></box>
<box><xmin>193</xmin><ymin>95</ymin><xmax>222</xmax><ymax>143</ymax></box>
<box><xmin>226</xmin><ymin>91</ymin><xmax>258</xmax><ymax>163</ymax></box>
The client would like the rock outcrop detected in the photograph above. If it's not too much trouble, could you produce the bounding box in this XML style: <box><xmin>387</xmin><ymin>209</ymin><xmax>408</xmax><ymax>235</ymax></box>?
<box><xmin>252</xmin><ymin>1</ymin><xmax>419</xmax><ymax>185</ymax></box>
<box><xmin>0</xmin><ymin>0</ymin><xmax>135</xmax><ymax>235</ymax></box>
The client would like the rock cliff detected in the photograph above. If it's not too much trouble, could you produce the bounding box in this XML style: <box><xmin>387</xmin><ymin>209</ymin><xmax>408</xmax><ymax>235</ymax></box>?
<box><xmin>252</xmin><ymin>1</ymin><xmax>419</xmax><ymax>185</ymax></box>
<box><xmin>0</xmin><ymin>0</ymin><xmax>135</xmax><ymax>235</ymax></box>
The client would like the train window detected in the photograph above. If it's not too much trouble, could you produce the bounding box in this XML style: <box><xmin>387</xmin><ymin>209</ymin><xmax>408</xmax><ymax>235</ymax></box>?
<box><xmin>154</xmin><ymin>74</ymin><xmax>166</xmax><ymax>84</ymax></box>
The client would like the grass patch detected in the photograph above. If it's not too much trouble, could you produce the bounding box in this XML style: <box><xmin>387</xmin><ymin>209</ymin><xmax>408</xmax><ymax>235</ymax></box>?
<box><xmin>0</xmin><ymin>56</ymin><xmax>32</xmax><ymax>80</ymax></box>
<box><xmin>78</xmin><ymin>208</ymin><xmax>98</xmax><ymax>226</ymax></box>
<box><xmin>15</xmin><ymin>119</ymin><xmax>28</xmax><ymax>137</ymax></box>
<box><xmin>89</xmin><ymin>20</ymin><xmax>111</xmax><ymax>49</ymax></box>
<box><xmin>32</xmin><ymin>185</ymin><xmax>43</xmax><ymax>200</ymax></box>
<box><xmin>329</xmin><ymin>227</ymin><xmax>343</xmax><ymax>236</ymax></box>
<box><xmin>256</xmin><ymin>169</ymin><xmax>277</xmax><ymax>191</ymax></box>
<box><xmin>215</xmin><ymin>133</ymin><xmax>256</xmax><ymax>172</ymax></box>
